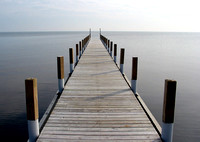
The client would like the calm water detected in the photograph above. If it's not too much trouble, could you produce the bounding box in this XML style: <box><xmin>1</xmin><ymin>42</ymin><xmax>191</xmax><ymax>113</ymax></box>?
<box><xmin>0</xmin><ymin>31</ymin><xmax>200</xmax><ymax>141</ymax></box>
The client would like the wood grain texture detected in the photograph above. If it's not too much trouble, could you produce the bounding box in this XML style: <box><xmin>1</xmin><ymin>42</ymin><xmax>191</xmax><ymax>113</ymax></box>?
<box><xmin>37</xmin><ymin>37</ymin><xmax>161</xmax><ymax>142</ymax></box>
<box><xmin>25</xmin><ymin>78</ymin><xmax>39</xmax><ymax>120</ymax></box>
<box><xmin>57</xmin><ymin>56</ymin><xmax>64</xmax><ymax>79</ymax></box>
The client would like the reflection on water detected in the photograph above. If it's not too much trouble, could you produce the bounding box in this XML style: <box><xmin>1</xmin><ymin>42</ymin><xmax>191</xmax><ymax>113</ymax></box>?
<box><xmin>0</xmin><ymin>31</ymin><xmax>200</xmax><ymax>141</ymax></box>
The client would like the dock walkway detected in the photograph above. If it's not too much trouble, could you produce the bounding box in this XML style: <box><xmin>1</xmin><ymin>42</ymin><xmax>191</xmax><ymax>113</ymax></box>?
<box><xmin>37</xmin><ymin>36</ymin><xmax>161</xmax><ymax>142</ymax></box>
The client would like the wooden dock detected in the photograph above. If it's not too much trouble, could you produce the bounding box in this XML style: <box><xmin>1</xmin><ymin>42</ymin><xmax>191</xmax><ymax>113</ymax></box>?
<box><xmin>36</xmin><ymin>36</ymin><xmax>162</xmax><ymax>142</ymax></box>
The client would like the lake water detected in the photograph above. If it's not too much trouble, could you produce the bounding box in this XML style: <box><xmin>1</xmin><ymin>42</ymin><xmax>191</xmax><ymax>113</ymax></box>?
<box><xmin>0</xmin><ymin>31</ymin><xmax>200</xmax><ymax>141</ymax></box>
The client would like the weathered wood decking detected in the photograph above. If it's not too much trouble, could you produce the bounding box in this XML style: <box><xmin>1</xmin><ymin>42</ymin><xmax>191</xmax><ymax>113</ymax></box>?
<box><xmin>37</xmin><ymin>37</ymin><xmax>162</xmax><ymax>142</ymax></box>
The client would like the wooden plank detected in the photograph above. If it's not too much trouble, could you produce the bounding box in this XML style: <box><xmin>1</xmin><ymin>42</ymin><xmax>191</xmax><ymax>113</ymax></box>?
<box><xmin>42</xmin><ymin>127</ymin><xmax>156</xmax><ymax>132</ymax></box>
<box><xmin>38</xmin><ymin>134</ymin><xmax>160</xmax><ymax>140</ymax></box>
<box><xmin>45</xmin><ymin>123</ymin><xmax>156</xmax><ymax>128</ymax></box>
<box><xmin>62</xmin><ymin>89</ymin><xmax>134</xmax><ymax>95</ymax></box>
<box><xmin>53</xmin><ymin>108</ymin><xmax>145</xmax><ymax>113</ymax></box>
<box><xmin>37</xmin><ymin>139</ymin><xmax>162</xmax><ymax>142</ymax></box>
<box><xmin>48</xmin><ymin>115</ymin><xmax>149</xmax><ymax>120</ymax></box>
<box><xmin>41</xmin><ymin>131</ymin><xmax>158</xmax><ymax>135</ymax></box>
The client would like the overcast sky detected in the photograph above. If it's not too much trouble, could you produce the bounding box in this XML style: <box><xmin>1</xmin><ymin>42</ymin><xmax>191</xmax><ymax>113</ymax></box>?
<box><xmin>0</xmin><ymin>0</ymin><xmax>200</xmax><ymax>32</ymax></box>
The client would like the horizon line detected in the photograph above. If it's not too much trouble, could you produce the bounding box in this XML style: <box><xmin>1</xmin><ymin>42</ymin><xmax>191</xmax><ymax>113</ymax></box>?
<box><xmin>1</xmin><ymin>30</ymin><xmax>200</xmax><ymax>33</ymax></box>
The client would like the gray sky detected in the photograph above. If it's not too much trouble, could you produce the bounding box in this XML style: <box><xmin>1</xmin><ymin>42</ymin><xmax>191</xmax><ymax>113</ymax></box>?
<box><xmin>0</xmin><ymin>0</ymin><xmax>200</xmax><ymax>32</ymax></box>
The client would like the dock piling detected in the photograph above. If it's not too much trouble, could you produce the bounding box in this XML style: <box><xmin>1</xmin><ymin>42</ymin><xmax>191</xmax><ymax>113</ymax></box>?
<box><xmin>120</xmin><ymin>48</ymin><xmax>125</xmax><ymax>74</ymax></box>
<box><xmin>57</xmin><ymin>56</ymin><xmax>64</xmax><ymax>93</ymax></box>
<box><xmin>79</xmin><ymin>41</ymin><xmax>82</xmax><ymax>58</ymax></box>
<box><xmin>108</xmin><ymin>40</ymin><xmax>110</xmax><ymax>52</ymax></box>
<box><xmin>82</xmin><ymin>40</ymin><xmax>84</xmax><ymax>53</ymax></box>
<box><xmin>131</xmin><ymin>57</ymin><xmax>138</xmax><ymax>94</ymax></box>
<box><xmin>110</xmin><ymin>41</ymin><xmax>113</xmax><ymax>57</ymax></box>
<box><xmin>69</xmin><ymin>48</ymin><xmax>74</xmax><ymax>74</ymax></box>
<box><xmin>114</xmin><ymin>44</ymin><xmax>117</xmax><ymax>63</ymax></box>
<box><xmin>161</xmin><ymin>79</ymin><xmax>177</xmax><ymax>142</ymax></box>
<box><xmin>76</xmin><ymin>44</ymin><xmax>79</xmax><ymax>64</ymax></box>
<box><xmin>106</xmin><ymin>39</ymin><xmax>108</xmax><ymax>50</ymax></box>
<box><xmin>25</xmin><ymin>78</ymin><xmax>39</xmax><ymax>142</ymax></box>
<box><xmin>99</xmin><ymin>28</ymin><xmax>101</xmax><ymax>35</ymax></box>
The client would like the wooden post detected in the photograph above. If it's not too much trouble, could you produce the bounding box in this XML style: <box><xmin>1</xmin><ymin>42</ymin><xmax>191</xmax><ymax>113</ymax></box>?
<box><xmin>161</xmin><ymin>80</ymin><xmax>177</xmax><ymax>142</ymax></box>
<box><xmin>99</xmin><ymin>28</ymin><xmax>101</xmax><ymax>35</ymax></box>
<box><xmin>57</xmin><ymin>56</ymin><xmax>64</xmax><ymax>93</ymax></box>
<box><xmin>106</xmin><ymin>39</ymin><xmax>108</xmax><ymax>50</ymax></box>
<box><xmin>110</xmin><ymin>41</ymin><xmax>113</xmax><ymax>57</ymax></box>
<box><xmin>83</xmin><ymin>39</ymin><xmax>85</xmax><ymax>51</ymax></box>
<box><xmin>69</xmin><ymin>48</ymin><xmax>74</xmax><ymax>74</ymax></box>
<box><xmin>25</xmin><ymin>78</ymin><xmax>39</xmax><ymax>142</ymax></box>
<box><xmin>76</xmin><ymin>44</ymin><xmax>79</xmax><ymax>64</ymax></box>
<box><xmin>131</xmin><ymin>57</ymin><xmax>138</xmax><ymax>94</ymax></box>
<box><xmin>108</xmin><ymin>40</ymin><xmax>110</xmax><ymax>52</ymax></box>
<box><xmin>82</xmin><ymin>39</ymin><xmax>84</xmax><ymax>53</ymax></box>
<box><xmin>79</xmin><ymin>41</ymin><xmax>82</xmax><ymax>58</ymax></box>
<box><xmin>120</xmin><ymin>48</ymin><xmax>125</xmax><ymax>74</ymax></box>
<box><xmin>114</xmin><ymin>44</ymin><xmax>117</xmax><ymax>63</ymax></box>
